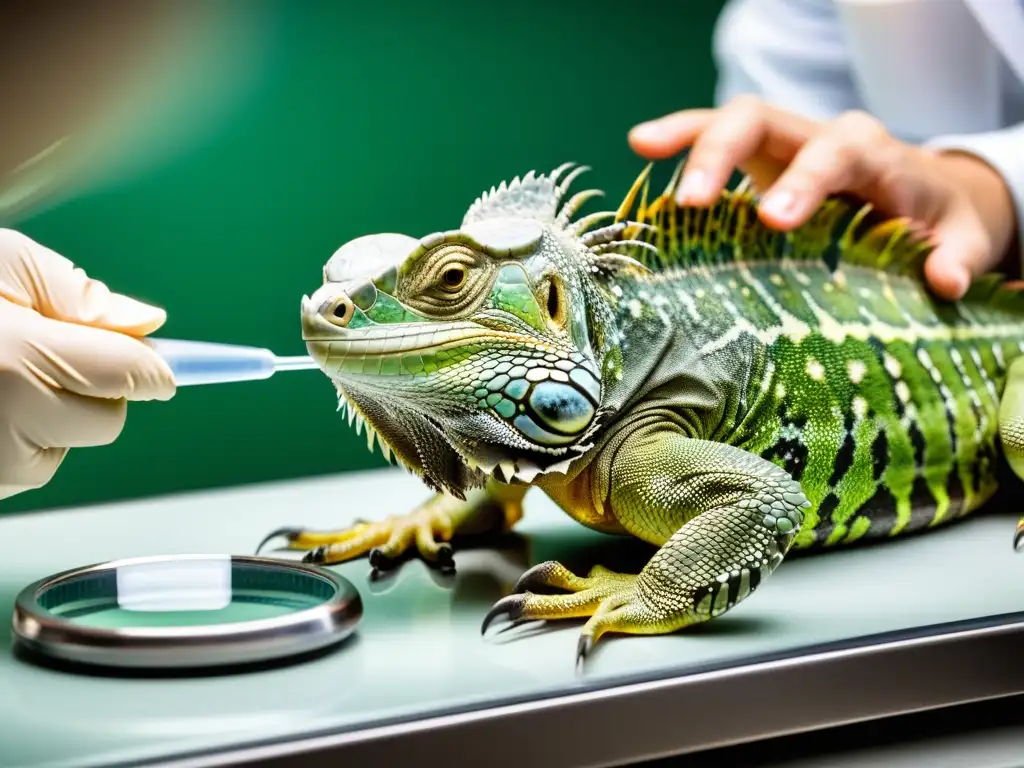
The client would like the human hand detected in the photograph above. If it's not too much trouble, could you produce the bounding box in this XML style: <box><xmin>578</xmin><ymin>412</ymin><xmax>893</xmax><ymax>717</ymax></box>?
<box><xmin>0</xmin><ymin>229</ymin><xmax>176</xmax><ymax>500</ymax></box>
<box><xmin>628</xmin><ymin>97</ymin><xmax>1019</xmax><ymax>301</ymax></box>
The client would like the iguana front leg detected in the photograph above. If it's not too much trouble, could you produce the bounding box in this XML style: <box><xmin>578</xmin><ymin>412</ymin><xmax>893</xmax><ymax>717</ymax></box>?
<box><xmin>482</xmin><ymin>426</ymin><xmax>808</xmax><ymax>661</ymax></box>
<box><xmin>258</xmin><ymin>479</ymin><xmax>528</xmax><ymax>573</ymax></box>
<box><xmin>998</xmin><ymin>356</ymin><xmax>1024</xmax><ymax>549</ymax></box>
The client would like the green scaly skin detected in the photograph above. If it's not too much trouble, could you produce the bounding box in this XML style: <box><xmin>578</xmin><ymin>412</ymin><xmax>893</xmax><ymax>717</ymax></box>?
<box><xmin>261</xmin><ymin>161</ymin><xmax>1024</xmax><ymax>664</ymax></box>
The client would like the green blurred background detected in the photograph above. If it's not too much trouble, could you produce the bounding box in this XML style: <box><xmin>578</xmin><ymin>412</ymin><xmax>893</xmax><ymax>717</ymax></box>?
<box><xmin>2</xmin><ymin>0</ymin><xmax>727</xmax><ymax>514</ymax></box>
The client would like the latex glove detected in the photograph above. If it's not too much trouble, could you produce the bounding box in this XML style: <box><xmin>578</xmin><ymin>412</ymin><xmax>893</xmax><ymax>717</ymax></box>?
<box><xmin>628</xmin><ymin>97</ymin><xmax>1020</xmax><ymax>302</ymax></box>
<box><xmin>0</xmin><ymin>229</ymin><xmax>175</xmax><ymax>500</ymax></box>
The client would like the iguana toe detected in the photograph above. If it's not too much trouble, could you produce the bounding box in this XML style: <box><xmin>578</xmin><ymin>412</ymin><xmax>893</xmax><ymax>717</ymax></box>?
<box><xmin>483</xmin><ymin>561</ymin><xmax>656</xmax><ymax>663</ymax></box>
<box><xmin>254</xmin><ymin>527</ymin><xmax>304</xmax><ymax>555</ymax></box>
<box><xmin>435</xmin><ymin>543</ymin><xmax>455</xmax><ymax>570</ymax></box>
<box><xmin>256</xmin><ymin>506</ymin><xmax>457</xmax><ymax>570</ymax></box>
<box><xmin>1014</xmin><ymin>517</ymin><xmax>1024</xmax><ymax>552</ymax></box>
<box><xmin>299</xmin><ymin>546</ymin><xmax>321</xmax><ymax>563</ymax></box>
<box><xmin>255</xmin><ymin>521</ymin><xmax>373</xmax><ymax>556</ymax></box>
<box><xmin>512</xmin><ymin>561</ymin><xmax>634</xmax><ymax>595</ymax></box>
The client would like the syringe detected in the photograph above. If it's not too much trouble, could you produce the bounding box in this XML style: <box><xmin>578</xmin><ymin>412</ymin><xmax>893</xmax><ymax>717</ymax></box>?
<box><xmin>145</xmin><ymin>338</ymin><xmax>320</xmax><ymax>387</ymax></box>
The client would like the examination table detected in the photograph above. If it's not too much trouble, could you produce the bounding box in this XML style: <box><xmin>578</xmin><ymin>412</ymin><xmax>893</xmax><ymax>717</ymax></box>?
<box><xmin>3</xmin><ymin>468</ymin><xmax>1024</xmax><ymax>768</ymax></box>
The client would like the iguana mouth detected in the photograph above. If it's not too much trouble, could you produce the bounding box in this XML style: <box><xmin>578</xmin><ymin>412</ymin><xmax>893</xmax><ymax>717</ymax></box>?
<box><xmin>300</xmin><ymin>295</ymin><xmax>549</xmax><ymax>371</ymax></box>
<box><xmin>332</xmin><ymin>372</ymin><xmax>599</xmax><ymax>493</ymax></box>
<box><xmin>300</xmin><ymin>298</ymin><xmax>605</xmax><ymax>491</ymax></box>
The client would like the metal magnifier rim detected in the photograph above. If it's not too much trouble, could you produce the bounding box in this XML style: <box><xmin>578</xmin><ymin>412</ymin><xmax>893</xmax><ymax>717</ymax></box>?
<box><xmin>10</xmin><ymin>553</ymin><xmax>363</xmax><ymax>670</ymax></box>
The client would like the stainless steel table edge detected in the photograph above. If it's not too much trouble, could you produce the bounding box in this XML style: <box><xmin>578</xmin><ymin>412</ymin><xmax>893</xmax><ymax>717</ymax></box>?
<box><xmin>101</xmin><ymin>612</ymin><xmax>1024</xmax><ymax>768</ymax></box>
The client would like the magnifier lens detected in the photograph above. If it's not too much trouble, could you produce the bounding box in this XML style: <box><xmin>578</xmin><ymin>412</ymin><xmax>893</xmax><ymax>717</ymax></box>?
<box><xmin>13</xmin><ymin>555</ymin><xmax>362</xmax><ymax>671</ymax></box>
<box><xmin>38</xmin><ymin>557</ymin><xmax>332</xmax><ymax>629</ymax></box>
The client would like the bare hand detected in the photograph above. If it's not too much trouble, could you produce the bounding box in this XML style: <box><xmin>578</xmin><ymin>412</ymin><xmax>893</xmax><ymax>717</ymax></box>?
<box><xmin>628</xmin><ymin>97</ymin><xmax>1019</xmax><ymax>301</ymax></box>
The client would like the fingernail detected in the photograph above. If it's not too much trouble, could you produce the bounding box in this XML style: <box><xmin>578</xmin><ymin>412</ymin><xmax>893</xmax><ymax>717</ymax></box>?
<box><xmin>949</xmin><ymin>268</ymin><xmax>970</xmax><ymax>298</ymax></box>
<box><xmin>760</xmin><ymin>190</ymin><xmax>798</xmax><ymax>221</ymax></box>
<box><xmin>630</xmin><ymin>121</ymin><xmax>664</xmax><ymax>142</ymax></box>
<box><xmin>676</xmin><ymin>170</ymin><xmax>708</xmax><ymax>203</ymax></box>
<box><xmin>104</xmin><ymin>293</ymin><xmax>167</xmax><ymax>333</ymax></box>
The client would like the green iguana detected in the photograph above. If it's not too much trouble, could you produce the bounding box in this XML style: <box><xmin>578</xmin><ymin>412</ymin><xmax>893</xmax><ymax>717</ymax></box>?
<box><xmin>261</xmin><ymin>160</ymin><xmax>1024</xmax><ymax>663</ymax></box>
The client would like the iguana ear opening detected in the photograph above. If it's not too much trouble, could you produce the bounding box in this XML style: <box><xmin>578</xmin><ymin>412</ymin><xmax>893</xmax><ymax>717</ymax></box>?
<box><xmin>546</xmin><ymin>275</ymin><xmax>568</xmax><ymax>330</ymax></box>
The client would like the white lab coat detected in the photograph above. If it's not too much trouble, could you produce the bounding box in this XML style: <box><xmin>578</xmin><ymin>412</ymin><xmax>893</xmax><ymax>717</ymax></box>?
<box><xmin>713</xmin><ymin>0</ymin><xmax>1024</xmax><ymax>261</ymax></box>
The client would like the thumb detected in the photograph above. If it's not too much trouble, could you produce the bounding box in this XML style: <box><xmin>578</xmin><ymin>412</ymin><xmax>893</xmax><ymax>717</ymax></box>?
<box><xmin>0</xmin><ymin>229</ymin><xmax>166</xmax><ymax>336</ymax></box>
<box><xmin>9</xmin><ymin>302</ymin><xmax>176</xmax><ymax>402</ymax></box>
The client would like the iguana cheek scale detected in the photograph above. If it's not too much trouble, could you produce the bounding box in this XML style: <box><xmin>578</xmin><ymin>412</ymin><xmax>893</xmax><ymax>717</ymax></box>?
<box><xmin>260</xmin><ymin>161</ymin><xmax>1024</xmax><ymax>665</ymax></box>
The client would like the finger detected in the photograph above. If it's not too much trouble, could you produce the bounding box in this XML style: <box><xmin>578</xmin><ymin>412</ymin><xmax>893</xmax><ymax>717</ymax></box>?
<box><xmin>9</xmin><ymin>385</ymin><xmax>128</xmax><ymax>450</ymax></box>
<box><xmin>922</xmin><ymin>206</ymin><xmax>992</xmax><ymax>302</ymax></box>
<box><xmin>12</xmin><ymin>303</ymin><xmax>176</xmax><ymax>401</ymax></box>
<box><xmin>675</xmin><ymin>98</ymin><xmax>814</xmax><ymax>207</ymax></box>
<box><xmin>0</xmin><ymin>446</ymin><xmax>67</xmax><ymax>500</ymax></box>
<box><xmin>628</xmin><ymin>109</ymin><xmax>716</xmax><ymax>159</ymax></box>
<box><xmin>0</xmin><ymin>228</ymin><xmax>167</xmax><ymax>335</ymax></box>
<box><xmin>630</xmin><ymin>113</ymin><xmax>796</xmax><ymax>193</ymax></box>
<box><xmin>674</xmin><ymin>99</ymin><xmax>771</xmax><ymax>206</ymax></box>
<box><xmin>758</xmin><ymin>112</ymin><xmax>885</xmax><ymax>230</ymax></box>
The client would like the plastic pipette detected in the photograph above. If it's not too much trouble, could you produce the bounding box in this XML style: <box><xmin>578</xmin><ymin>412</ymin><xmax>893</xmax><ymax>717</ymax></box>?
<box><xmin>145</xmin><ymin>338</ymin><xmax>320</xmax><ymax>387</ymax></box>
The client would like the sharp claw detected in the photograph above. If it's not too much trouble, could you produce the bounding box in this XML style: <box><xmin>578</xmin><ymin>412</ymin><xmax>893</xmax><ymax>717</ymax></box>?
<box><xmin>481</xmin><ymin>595</ymin><xmax>526</xmax><ymax>635</ymax></box>
<box><xmin>575</xmin><ymin>635</ymin><xmax>594</xmax><ymax>670</ymax></box>
<box><xmin>512</xmin><ymin>562</ymin><xmax>555</xmax><ymax>594</ymax></box>
<box><xmin>255</xmin><ymin>527</ymin><xmax>303</xmax><ymax>555</ymax></box>
<box><xmin>302</xmin><ymin>545</ymin><xmax>328</xmax><ymax>564</ymax></box>
<box><xmin>369</xmin><ymin>547</ymin><xmax>398</xmax><ymax>573</ymax></box>
<box><xmin>1014</xmin><ymin>526</ymin><xmax>1024</xmax><ymax>552</ymax></box>
<box><xmin>436</xmin><ymin>543</ymin><xmax>456</xmax><ymax>573</ymax></box>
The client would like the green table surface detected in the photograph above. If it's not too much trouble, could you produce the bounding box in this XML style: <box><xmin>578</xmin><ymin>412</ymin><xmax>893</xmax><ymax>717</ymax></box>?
<box><xmin>2</xmin><ymin>468</ymin><xmax>1023</xmax><ymax>768</ymax></box>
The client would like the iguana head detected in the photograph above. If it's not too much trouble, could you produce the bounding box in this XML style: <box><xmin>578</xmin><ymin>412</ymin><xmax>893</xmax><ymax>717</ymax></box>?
<box><xmin>301</xmin><ymin>162</ymin><xmax>653</xmax><ymax>497</ymax></box>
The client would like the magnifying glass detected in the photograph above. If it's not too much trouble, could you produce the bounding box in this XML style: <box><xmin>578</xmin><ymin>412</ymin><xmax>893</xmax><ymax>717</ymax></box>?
<box><xmin>11</xmin><ymin>554</ymin><xmax>362</xmax><ymax>672</ymax></box>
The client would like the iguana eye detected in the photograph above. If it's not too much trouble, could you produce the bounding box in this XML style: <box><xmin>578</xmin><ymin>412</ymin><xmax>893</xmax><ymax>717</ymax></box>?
<box><xmin>440</xmin><ymin>265</ymin><xmax>468</xmax><ymax>290</ymax></box>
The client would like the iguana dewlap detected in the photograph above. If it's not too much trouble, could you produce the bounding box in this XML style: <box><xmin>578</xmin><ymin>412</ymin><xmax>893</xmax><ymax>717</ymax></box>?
<box><xmin>263</xmin><ymin>161</ymin><xmax>1024</xmax><ymax>664</ymax></box>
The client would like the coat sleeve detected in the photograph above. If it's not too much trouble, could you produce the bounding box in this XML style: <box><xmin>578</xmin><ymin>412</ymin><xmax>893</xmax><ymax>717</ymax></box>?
<box><xmin>711</xmin><ymin>0</ymin><xmax>864</xmax><ymax>118</ymax></box>
<box><xmin>924</xmin><ymin>125</ymin><xmax>1024</xmax><ymax>269</ymax></box>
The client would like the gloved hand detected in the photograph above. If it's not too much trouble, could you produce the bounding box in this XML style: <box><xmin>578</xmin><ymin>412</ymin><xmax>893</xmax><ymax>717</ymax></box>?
<box><xmin>0</xmin><ymin>229</ymin><xmax>176</xmax><ymax>500</ymax></box>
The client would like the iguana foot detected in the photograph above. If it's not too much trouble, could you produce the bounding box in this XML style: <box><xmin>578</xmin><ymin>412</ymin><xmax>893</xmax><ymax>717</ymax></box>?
<box><xmin>259</xmin><ymin>501</ymin><xmax>458</xmax><ymax>572</ymax></box>
<box><xmin>481</xmin><ymin>562</ymin><xmax>661</xmax><ymax>665</ymax></box>
<box><xmin>481</xmin><ymin>433</ymin><xmax>807</xmax><ymax>665</ymax></box>
<box><xmin>256</xmin><ymin>481</ymin><xmax>528</xmax><ymax>573</ymax></box>
<box><xmin>256</xmin><ymin>519</ymin><xmax>372</xmax><ymax>557</ymax></box>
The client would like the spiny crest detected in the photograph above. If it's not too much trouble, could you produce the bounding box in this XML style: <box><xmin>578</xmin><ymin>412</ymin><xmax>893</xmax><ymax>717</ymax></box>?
<box><xmin>458</xmin><ymin>162</ymin><xmax>642</xmax><ymax>235</ymax></box>
<box><xmin>960</xmin><ymin>273</ymin><xmax>1024</xmax><ymax>315</ymax></box>
<box><xmin>462</xmin><ymin>162</ymin><xmax>607</xmax><ymax>227</ymax></box>
<box><xmin>602</xmin><ymin>159</ymin><xmax>1024</xmax><ymax>315</ymax></box>
<box><xmin>337</xmin><ymin>390</ymin><xmax>399</xmax><ymax>468</ymax></box>
<box><xmin>604</xmin><ymin>158</ymin><xmax>941</xmax><ymax>282</ymax></box>
<box><xmin>459</xmin><ymin>160</ymin><xmax>661</xmax><ymax>279</ymax></box>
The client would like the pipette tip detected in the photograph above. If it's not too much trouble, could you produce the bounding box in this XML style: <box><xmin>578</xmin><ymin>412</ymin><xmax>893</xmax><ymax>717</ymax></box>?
<box><xmin>274</xmin><ymin>356</ymin><xmax>320</xmax><ymax>372</ymax></box>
